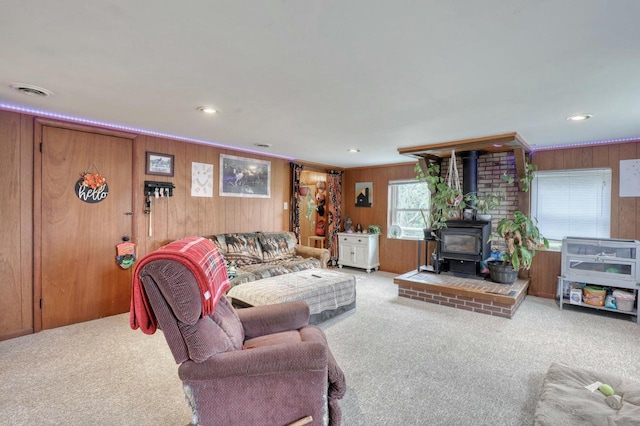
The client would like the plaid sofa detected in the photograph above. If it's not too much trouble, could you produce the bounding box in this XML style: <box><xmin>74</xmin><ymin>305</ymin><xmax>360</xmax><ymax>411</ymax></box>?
<box><xmin>206</xmin><ymin>231</ymin><xmax>330</xmax><ymax>289</ymax></box>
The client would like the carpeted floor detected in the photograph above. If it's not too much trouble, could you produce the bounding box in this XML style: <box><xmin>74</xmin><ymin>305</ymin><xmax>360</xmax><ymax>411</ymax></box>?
<box><xmin>1</xmin><ymin>269</ymin><xmax>639</xmax><ymax>425</ymax></box>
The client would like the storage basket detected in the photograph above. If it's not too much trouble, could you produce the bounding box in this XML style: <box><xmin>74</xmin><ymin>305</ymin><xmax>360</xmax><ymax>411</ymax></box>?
<box><xmin>583</xmin><ymin>286</ymin><xmax>606</xmax><ymax>307</ymax></box>
<box><xmin>613</xmin><ymin>289</ymin><xmax>635</xmax><ymax>312</ymax></box>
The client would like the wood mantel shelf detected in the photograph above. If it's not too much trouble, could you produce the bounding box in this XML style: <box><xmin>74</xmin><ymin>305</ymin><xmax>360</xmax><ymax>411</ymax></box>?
<box><xmin>398</xmin><ymin>132</ymin><xmax>532</xmax><ymax>191</ymax></box>
<box><xmin>397</xmin><ymin>132</ymin><xmax>531</xmax><ymax>159</ymax></box>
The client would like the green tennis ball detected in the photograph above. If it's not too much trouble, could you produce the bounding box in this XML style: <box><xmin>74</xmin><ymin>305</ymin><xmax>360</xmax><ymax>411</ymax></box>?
<box><xmin>599</xmin><ymin>384</ymin><xmax>614</xmax><ymax>396</ymax></box>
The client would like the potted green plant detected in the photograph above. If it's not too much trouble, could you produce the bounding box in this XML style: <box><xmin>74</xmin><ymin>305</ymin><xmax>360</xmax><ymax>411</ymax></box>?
<box><xmin>419</xmin><ymin>209</ymin><xmax>438</xmax><ymax>239</ymax></box>
<box><xmin>488</xmin><ymin>210</ymin><xmax>549</xmax><ymax>284</ymax></box>
<box><xmin>465</xmin><ymin>191</ymin><xmax>502</xmax><ymax>221</ymax></box>
<box><xmin>415</xmin><ymin>161</ymin><xmax>466</xmax><ymax>236</ymax></box>
<box><xmin>368</xmin><ymin>224</ymin><xmax>382</xmax><ymax>235</ymax></box>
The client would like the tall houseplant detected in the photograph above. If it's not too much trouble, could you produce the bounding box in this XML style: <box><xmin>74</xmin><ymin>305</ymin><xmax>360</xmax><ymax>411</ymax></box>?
<box><xmin>492</xmin><ymin>211</ymin><xmax>549</xmax><ymax>271</ymax></box>
<box><xmin>488</xmin><ymin>163</ymin><xmax>548</xmax><ymax>283</ymax></box>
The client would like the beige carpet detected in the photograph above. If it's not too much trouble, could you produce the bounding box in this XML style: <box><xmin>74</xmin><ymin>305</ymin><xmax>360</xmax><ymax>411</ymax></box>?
<box><xmin>1</xmin><ymin>269</ymin><xmax>639</xmax><ymax>425</ymax></box>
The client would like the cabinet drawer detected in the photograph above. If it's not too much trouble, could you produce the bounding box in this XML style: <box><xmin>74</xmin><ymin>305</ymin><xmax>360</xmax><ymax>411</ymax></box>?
<box><xmin>340</xmin><ymin>235</ymin><xmax>369</xmax><ymax>246</ymax></box>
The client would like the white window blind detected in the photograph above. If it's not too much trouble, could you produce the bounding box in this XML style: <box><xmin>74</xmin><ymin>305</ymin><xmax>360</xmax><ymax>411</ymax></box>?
<box><xmin>387</xmin><ymin>179</ymin><xmax>430</xmax><ymax>239</ymax></box>
<box><xmin>531</xmin><ymin>168</ymin><xmax>611</xmax><ymax>244</ymax></box>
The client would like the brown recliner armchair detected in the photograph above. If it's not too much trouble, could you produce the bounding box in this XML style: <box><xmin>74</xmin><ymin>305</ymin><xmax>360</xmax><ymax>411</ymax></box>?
<box><xmin>136</xmin><ymin>256</ymin><xmax>346</xmax><ymax>426</ymax></box>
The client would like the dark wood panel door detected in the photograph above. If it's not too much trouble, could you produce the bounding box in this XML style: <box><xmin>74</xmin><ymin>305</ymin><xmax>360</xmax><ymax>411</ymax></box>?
<box><xmin>41</xmin><ymin>125</ymin><xmax>133</xmax><ymax>329</ymax></box>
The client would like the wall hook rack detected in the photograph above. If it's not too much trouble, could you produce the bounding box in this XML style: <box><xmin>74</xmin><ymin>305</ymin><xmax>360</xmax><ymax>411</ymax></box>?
<box><xmin>144</xmin><ymin>181</ymin><xmax>175</xmax><ymax>197</ymax></box>
<box><xmin>144</xmin><ymin>181</ymin><xmax>175</xmax><ymax>217</ymax></box>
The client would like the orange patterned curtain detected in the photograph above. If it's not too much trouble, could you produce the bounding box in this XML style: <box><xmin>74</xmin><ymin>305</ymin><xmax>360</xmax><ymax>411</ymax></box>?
<box><xmin>290</xmin><ymin>162</ymin><xmax>304</xmax><ymax>242</ymax></box>
<box><xmin>326</xmin><ymin>170</ymin><xmax>343</xmax><ymax>265</ymax></box>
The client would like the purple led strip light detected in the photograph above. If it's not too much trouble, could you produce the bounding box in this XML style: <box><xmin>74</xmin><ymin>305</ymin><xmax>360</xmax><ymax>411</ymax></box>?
<box><xmin>3</xmin><ymin>101</ymin><xmax>639</xmax><ymax>155</ymax></box>
<box><xmin>0</xmin><ymin>102</ymin><xmax>294</xmax><ymax>160</ymax></box>
<box><xmin>531</xmin><ymin>137</ymin><xmax>640</xmax><ymax>152</ymax></box>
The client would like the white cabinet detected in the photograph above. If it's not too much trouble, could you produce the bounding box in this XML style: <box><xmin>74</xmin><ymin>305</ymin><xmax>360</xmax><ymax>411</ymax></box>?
<box><xmin>558</xmin><ymin>237</ymin><xmax>640</xmax><ymax>322</ymax></box>
<box><xmin>338</xmin><ymin>232</ymin><xmax>379</xmax><ymax>273</ymax></box>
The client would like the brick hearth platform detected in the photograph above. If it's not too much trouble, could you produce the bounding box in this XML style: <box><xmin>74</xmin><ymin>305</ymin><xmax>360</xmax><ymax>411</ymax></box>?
<box><xmin>394</xmin><ymin>270</ymin><xmax>529</xmax><ymax>318</ymax></box>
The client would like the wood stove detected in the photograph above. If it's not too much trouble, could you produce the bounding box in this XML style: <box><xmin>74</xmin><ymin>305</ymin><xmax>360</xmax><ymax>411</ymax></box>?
<box><xmin>438</xmin><ymin>220</ymin><xmax>491</xmax><ymax>276</ymax></box>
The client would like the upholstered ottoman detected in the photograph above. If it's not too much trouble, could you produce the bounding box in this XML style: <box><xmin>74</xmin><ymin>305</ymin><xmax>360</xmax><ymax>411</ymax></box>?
<box><xmin>227</xmin><ymin>268</ymin><xmax>356</xmax><ymax>324</ymax></box>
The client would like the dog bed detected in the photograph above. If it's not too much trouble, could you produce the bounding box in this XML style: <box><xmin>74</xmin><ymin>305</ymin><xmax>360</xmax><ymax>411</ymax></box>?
<box><xmin>534</xmin><ymin>363</ymin><xmax>640</xmax><ymax>425</ymax></box>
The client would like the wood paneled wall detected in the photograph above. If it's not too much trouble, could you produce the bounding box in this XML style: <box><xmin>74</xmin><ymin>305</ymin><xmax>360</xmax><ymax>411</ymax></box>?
<box><xmin>132</xmin><ymin>136</ymin><xmax>292</xmax><ymax>258</ymax></box>
<box><xmin>529</xmin><ymin>141</ymin><xmax>640</xmax><ymax>298</ymax></box>
<box><xmin>0</xmin><ymin>110</ymin><xmax>34</xmax><ymax>339</ymax></box>
<box><xmin>343</xmin><ymin>162</ymin><xmax>419</xmax><ymax>274</ymax></box>
<box><xmin>2</xmin><ymin>102</ymin><xmax>638</xmax><ymax>337</ymax></box>
<box><xmin>0</xmin><ymin>110</ymin><xmax>291</xmax><ymax>340</ymax></box>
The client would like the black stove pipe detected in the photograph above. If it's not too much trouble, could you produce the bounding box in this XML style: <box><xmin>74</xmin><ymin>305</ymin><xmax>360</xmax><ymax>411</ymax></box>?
<box><xmin>461</xmin><ymin>150</ymin><xmax>479</xmax><ymax>208</ymax></box>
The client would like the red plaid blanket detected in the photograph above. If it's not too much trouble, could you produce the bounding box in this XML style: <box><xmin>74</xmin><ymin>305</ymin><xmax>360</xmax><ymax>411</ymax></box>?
<box><xmin>130</xmin><ymin>236</ymin><xmax>230</xmax><ymax>334</ymax></box>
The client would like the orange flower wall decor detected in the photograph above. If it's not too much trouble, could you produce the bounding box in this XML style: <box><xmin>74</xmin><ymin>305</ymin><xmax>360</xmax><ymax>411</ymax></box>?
<box><xmin>81</xmin><ymin>171</ymin><xmax>107</xmax><ymax>189</ymax></box>
<box><xmin>76</xmin><ymin>168</ymin><xmax>109</xmax><ymax>204</ymax></box>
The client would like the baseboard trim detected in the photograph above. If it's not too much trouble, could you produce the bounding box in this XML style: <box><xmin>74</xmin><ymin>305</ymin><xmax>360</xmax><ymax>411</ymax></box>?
<box><xmin>0</xmin><ymin>328</ymin><xmax>34</xmax><ymax>341</ymax></box>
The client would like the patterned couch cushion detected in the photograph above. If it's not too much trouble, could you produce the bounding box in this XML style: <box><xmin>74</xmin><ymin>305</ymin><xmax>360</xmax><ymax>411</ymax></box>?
<box><xmin>208</xmin><ymin>233</ymin><xmax>263</xmax><ymax>266</ymax></box>
<box><xmin>207</xmin><ymin>231</ymin><xmax>324</xmax><ymax>293</ymax></box>
<box><xmin>281</xmin><ymin>256</ymin><xmax>321</xmax><ymax>272</ymax></box>
<box><xmin>240</xmin><ymin>263</ymin><xmax>291</xmax><ymax>280</ymax></box>
<box><xmin>257</xmin><ymin>231</ymin><xmax>297</xmax><ymax>261</ymax></box>
<box><xmin>228</xmin><ymin>271</ymin><xmax>256</xmax><ymax>289</ymax></box>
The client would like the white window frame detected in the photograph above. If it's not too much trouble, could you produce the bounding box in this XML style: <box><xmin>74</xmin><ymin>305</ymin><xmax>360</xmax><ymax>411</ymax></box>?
<box><xmin>387</xmin><ymin>179</ymin><xmax>430</xmax><ymax>240</ymax></box>
<box><xmin>531</xmin><ymin>168</ymin><xmax>611</xmax><ymax>250</ymax></box>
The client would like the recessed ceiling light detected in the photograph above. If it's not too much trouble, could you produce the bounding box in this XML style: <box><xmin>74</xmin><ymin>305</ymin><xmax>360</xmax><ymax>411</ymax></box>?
<box><xmin>10</xmin><ymin>83</ymin><xmax>53</xmax><ymax>97</ymax></box>
<box><xmin>197</xmin><ymin>106</ymin><xmax>218</xmax><ymax>114</ymax></box>
<box><xmin>566</xmin><ymin>113</ymin><xmax>593</xmax><ymax>121</ymax></box>
<box><xmin>493</xmin><ymin>143</ymin><xmax>503</xmax><ymax>148</ymax></box>
<box><xmin>347</xmin><ymin>148</ymin><xmax>360</xmax><ymax>153</ymax></box>
<box><xmin>254</xmin><ymin>143</ymin><xmax>272</xmax><ymax>148</ymax></box>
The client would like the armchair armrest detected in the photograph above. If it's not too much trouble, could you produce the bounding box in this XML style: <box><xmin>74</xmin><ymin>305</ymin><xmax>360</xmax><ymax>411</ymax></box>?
<box><xmin>178</xmin><ymin>340</ymin><xmax>327</xmax><ymax>380</ymax></box>
<box><xmin>237</xmin><ymin>301</ymin><xmax>310</xmax><ymax>339</ymax></box>
<box><xmin>295</xmin><ymin>245</ymin><xmax>330</xmax><ymax>268</ymax></box>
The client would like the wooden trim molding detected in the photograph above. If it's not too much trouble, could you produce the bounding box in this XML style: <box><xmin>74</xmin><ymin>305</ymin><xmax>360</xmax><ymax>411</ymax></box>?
<box><xmin>35</xmin><ymin>118</ymin><xmax>138</xmax><ymax>140</ymax></box>
<box><xmin>33</xmin><ymin>120</ymin><xmax>43</xmax><ymax>332</ymax></box>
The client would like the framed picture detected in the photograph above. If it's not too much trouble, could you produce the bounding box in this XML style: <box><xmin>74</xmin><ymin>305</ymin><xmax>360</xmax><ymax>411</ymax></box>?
<box><xmin>446</xmin><ymin>209</ymin><xmax>461</xmax><ymax>220</ymax></box>
<box><xmin>355</xmin><ymin>182</ymin><xmax>373</xmax><ymax>207</ymax></box>
<box><xmin>220</xmin><ymin>154</ymin><xmax>271</xmax><ymax>198</ymax></box>
<box><xmin>463</xmin><ymin>208</ymin><xmax>475</xmax><ymax>220</ymax></box>
<box><xmin>145</xmin><ymin>152</ymin><xmax>174</xmax><ymax>177</ymax></box>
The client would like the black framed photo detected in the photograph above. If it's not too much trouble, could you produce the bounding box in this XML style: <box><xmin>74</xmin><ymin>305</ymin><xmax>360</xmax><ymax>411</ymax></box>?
<box><xmin>145</xmin><ymin>152</ymin><xmax>174</xmax><ymax>177</ymax></box>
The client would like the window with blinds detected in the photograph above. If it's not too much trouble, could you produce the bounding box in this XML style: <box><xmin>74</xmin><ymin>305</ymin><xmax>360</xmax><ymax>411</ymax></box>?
<box><xmin>387</xmin><ymin>179</ymin><xmax>430</xmax><ymax>239</ymax></box>
<box><xmin>531</xmin><ymin>168</ymin><xmax>611</xmax><ymax>248</ymax></box>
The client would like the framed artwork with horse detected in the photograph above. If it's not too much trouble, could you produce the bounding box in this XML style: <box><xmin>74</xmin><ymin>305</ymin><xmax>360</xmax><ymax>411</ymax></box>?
<box><xmin>219</xmin><ymin>154</ymin><xmax>271</xmax><ymax>198</ymax></box>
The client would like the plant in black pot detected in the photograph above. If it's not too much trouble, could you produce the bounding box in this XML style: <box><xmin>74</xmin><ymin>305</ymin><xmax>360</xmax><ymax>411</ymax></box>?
<box><xmin>419</xmin><ymin>209</ymin><xmax>440</xmax><ymax>240</ymax></box>
<box><xmin>488</xmin><ymin>210</ymin><xmax>549</xmax><ymax>284</ymax></box>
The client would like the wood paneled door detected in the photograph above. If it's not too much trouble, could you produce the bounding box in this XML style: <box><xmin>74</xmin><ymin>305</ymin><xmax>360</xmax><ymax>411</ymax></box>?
<box><xmin>37</xmin><ymin>123</ymin><xmax>134</xmax><ymax>330</ymax></box>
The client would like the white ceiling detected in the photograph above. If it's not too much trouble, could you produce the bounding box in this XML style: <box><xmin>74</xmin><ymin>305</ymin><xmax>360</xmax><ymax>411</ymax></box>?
<box><xmin>1</xmin><ymin>1</ymin><xmax>639</xmax><ymax>167</ymax></box>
